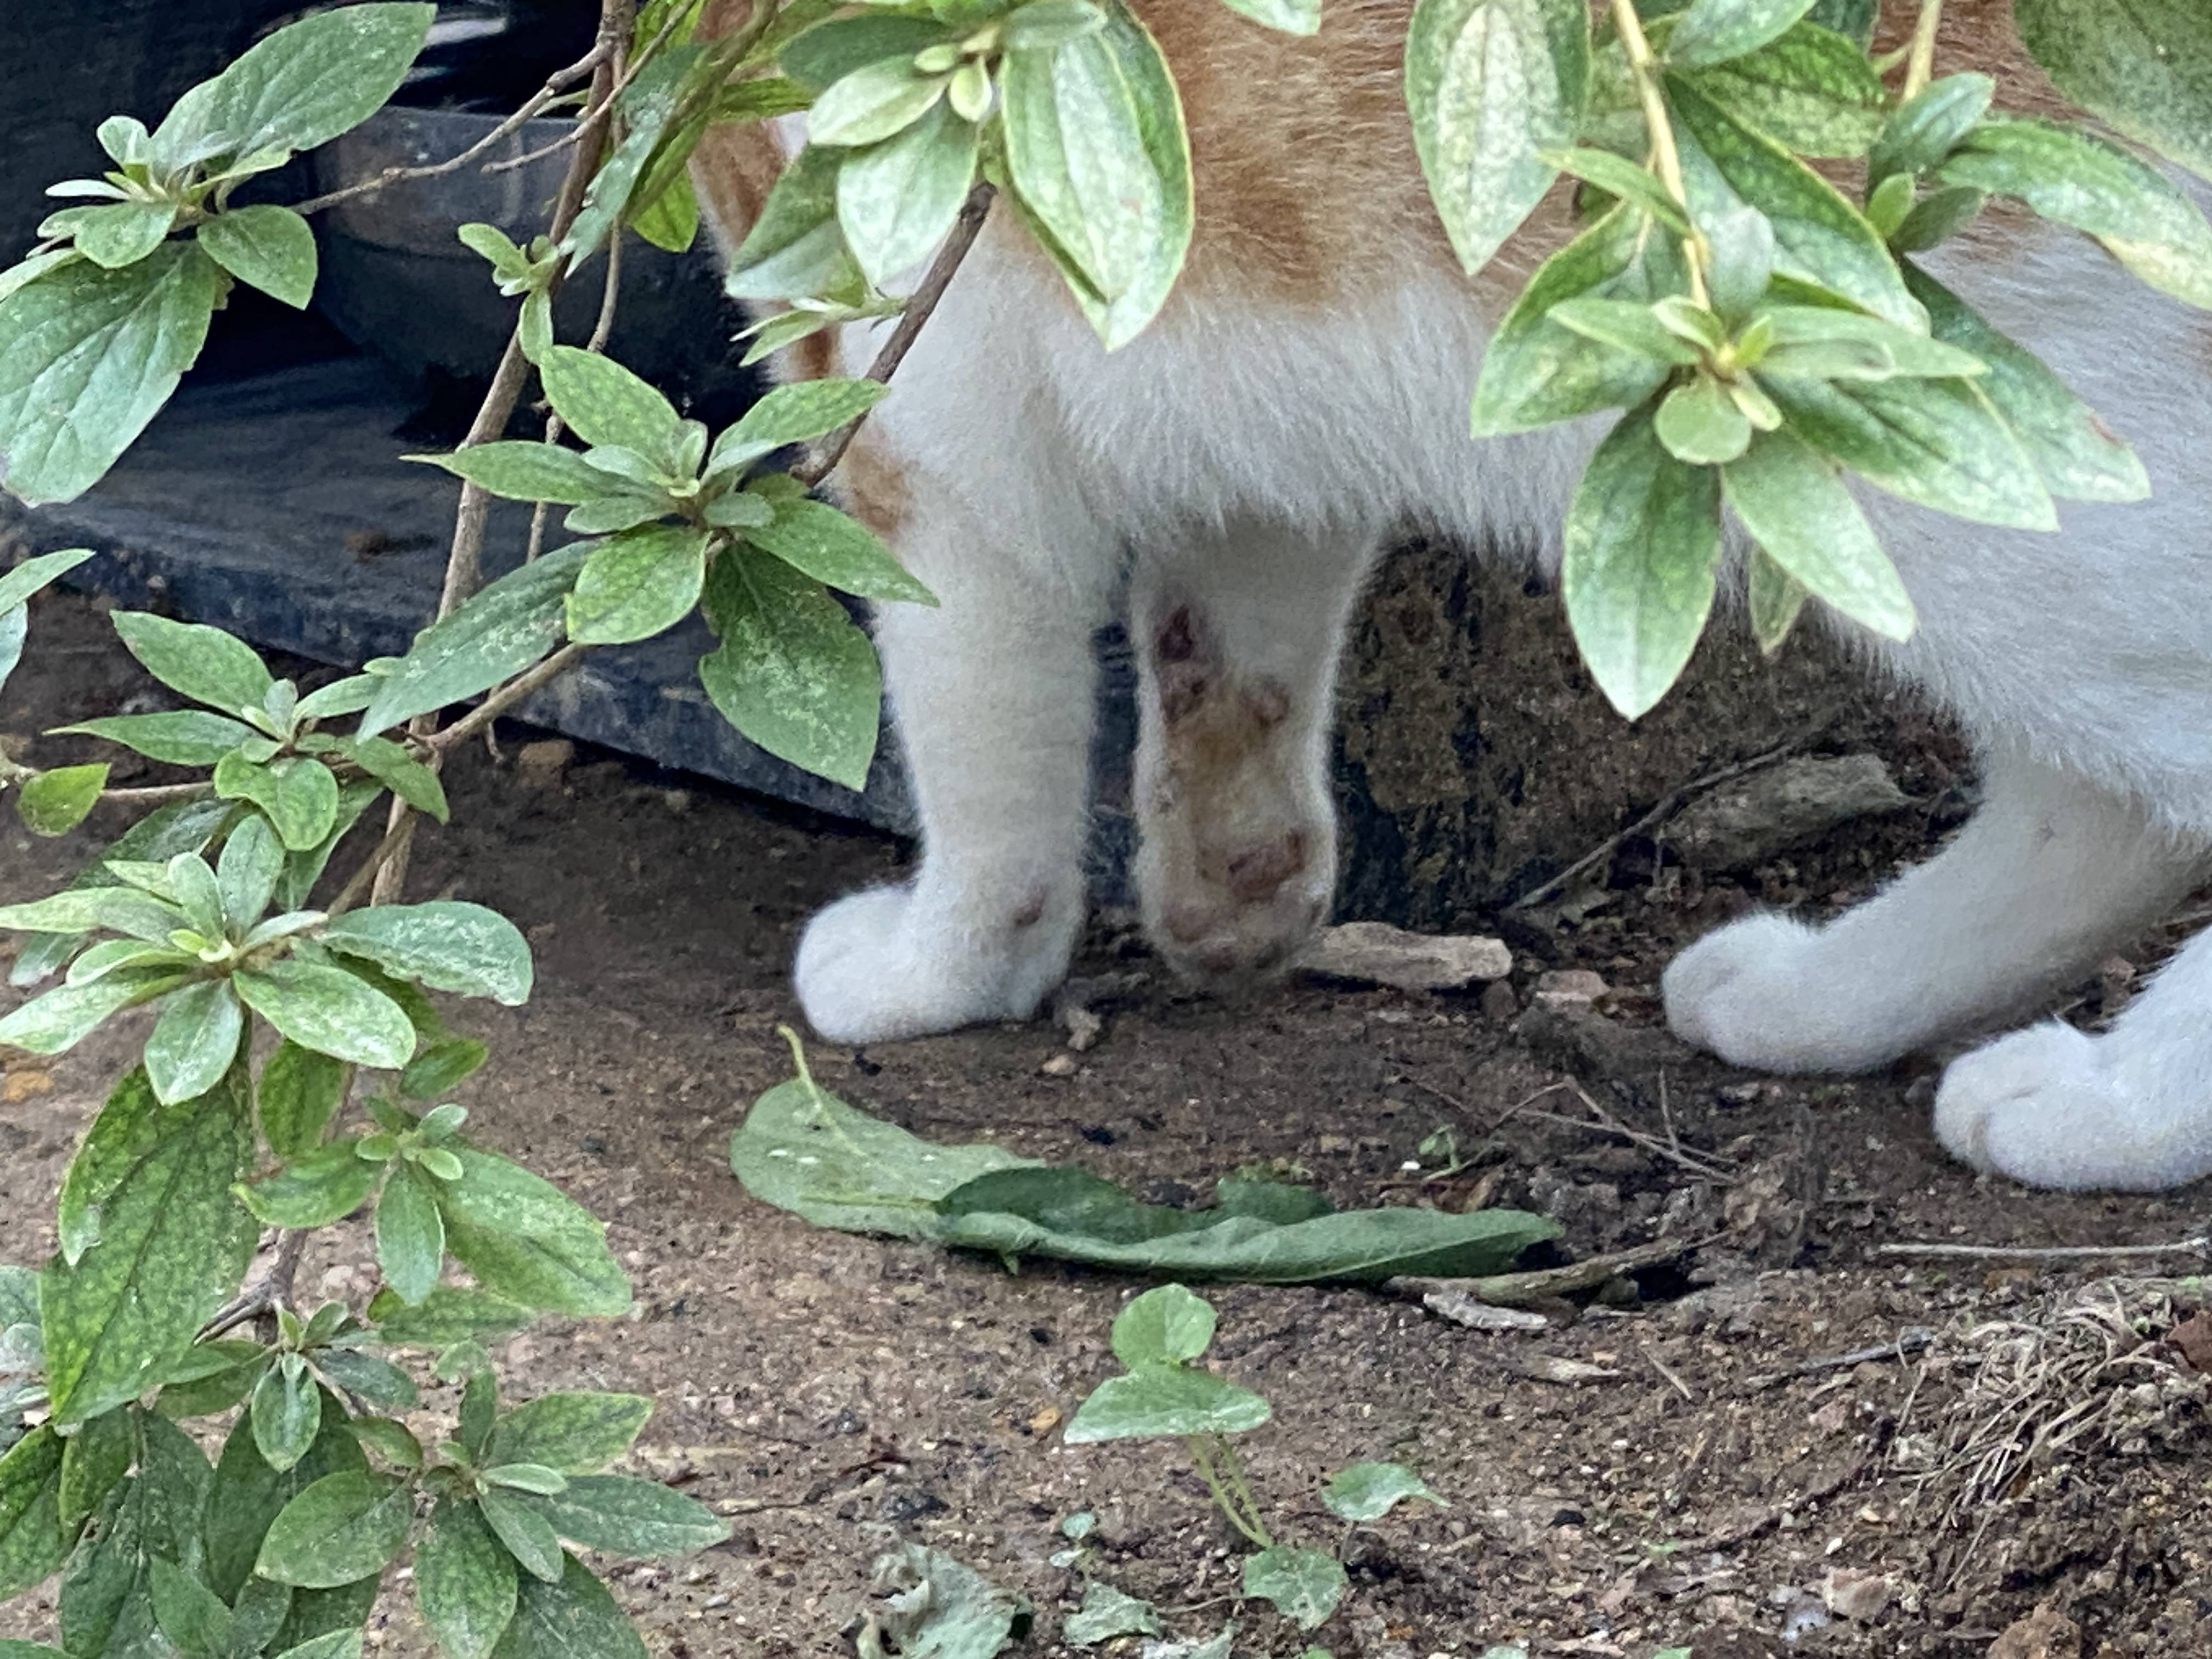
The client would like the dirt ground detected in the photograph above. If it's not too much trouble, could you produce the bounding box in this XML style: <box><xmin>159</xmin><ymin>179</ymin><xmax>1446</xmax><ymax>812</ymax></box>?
<box><xmin>3</xmin><ymin>590</ymin><xmax>2209</xmax><ymax>1659</ymax></box>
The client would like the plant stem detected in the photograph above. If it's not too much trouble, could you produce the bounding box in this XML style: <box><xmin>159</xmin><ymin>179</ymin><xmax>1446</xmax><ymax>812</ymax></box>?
<box><xmin>1903</xmin><ymin>0</ymin><xmax>1944</xmax><ymax>101</ymax></box>
<box><xmin>427</xmin><ymin>643</ymin><xmax>592</xmax><ymax>754</ymax></box>
<box><xmin>791</xmin><ymin>183</ymin><xmax>996</xmax><ymax>488</ymax></box>
<box><xmin>1187</xmin><ymin>1434</ymin><xmax>1272</xmax><ymax>1548</ymax></box>
<box><xmin>201</xmin><ymin>1229</ymin><xmax>310</xmax><ymax>1339</ymax></box>
<box><xmin>1608</xmin><ymin>0</ymin><xmax>1709</xmax><ymax>310</ymax></box>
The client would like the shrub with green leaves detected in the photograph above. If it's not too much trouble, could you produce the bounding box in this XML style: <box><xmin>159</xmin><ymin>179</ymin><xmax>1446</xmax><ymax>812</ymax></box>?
<box><xmin>2</xmin><ymin>0</ymin><xmax>2209</xmax><ymax>1650</ymax></box>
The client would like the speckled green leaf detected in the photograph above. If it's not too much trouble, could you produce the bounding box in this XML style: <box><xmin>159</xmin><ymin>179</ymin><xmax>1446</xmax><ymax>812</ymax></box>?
<box><xmin>416</xmin><ymin>1499</ymin><xmax>518</xmax><ymax>1659</ymax></box>
<box><xmin>697</xmin><ymin>545</ymin><xmax>881</xmax><ymax>791</ymax></box>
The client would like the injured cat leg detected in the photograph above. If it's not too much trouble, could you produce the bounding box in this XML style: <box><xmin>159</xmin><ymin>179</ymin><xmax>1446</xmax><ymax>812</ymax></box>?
<box><xmin>1130</xmin><ymin>520</ymin><xmax>1383</xmax><ymax>987</ymax></box>
<box><xmin>1664</xmin><ymin>749</ymin><xmax>2207</xmax><ymax>1074</ymax></box>
<box><xmin>794</xmin><ymin>484</ymin><xmax>1116</xmax><ymax>1044</ymax></box>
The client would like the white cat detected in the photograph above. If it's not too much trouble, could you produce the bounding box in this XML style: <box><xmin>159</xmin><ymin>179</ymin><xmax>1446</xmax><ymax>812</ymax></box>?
<box><xmin>692</xmin><ymin>1</ymin><xmax>2212</xmax><ymax>1192</ymax></box>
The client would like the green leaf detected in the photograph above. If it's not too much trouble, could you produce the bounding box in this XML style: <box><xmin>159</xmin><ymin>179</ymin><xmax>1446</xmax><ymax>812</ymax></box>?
<box><xmin>0</xmin><ymin>548</ymin><xmax>96</xmax><ymax>617</ymax></box>
<box><xmin>1936</xmin><ymin>117</ymin><xmax>2212</xmax><ymax>309</ymax></box>
<box><xmin>1889</xmin><ymin>184</ymin><xmax>1987</xmax><ymax>252</ymax></box>
<box><xmin>1404</xmin><ymin>0</ymin><xmax>1587</xmax><ymax>275</ymax></box>
<box><xmin>1761</xmin><ymin>371</ymin><xmax>2057</xmax><ymax>529</ymax></box>
<box><xmin>343</xmin><ymin>733</ymin><xmax>449</xmax><ymax>823</ymax></box>
<box><xmin>811</xmin><ymin>60</ymin><xmax>949</xmax><ymax>148</ymax></box>
<box><xmin>1323</xmin><ymin>1461</ymin><xmax>1444</xmax><ymax>1522</ymax></box>
<box><xmin>1000</xmin><ymin>36</ymin><xmax>1150</xmax><ymax>301</ymax></box>
<box><xmin>204</xmin><ymin>1402</ymin><xmax>364</xmax><ymax>1601</ymax></box>
<box><xmin>273</xmin><ymin>1632</ymin><xmax>366</xmax><ymax>1659</ymax></box>
<box><xmin>58</xmin><ymin>1415</ymin><xmax>212</xmax><ymax>1657</ymax></box>
<box><xmin>859</xmin><ymin>1544</ymin><xmax>1022</xmax><ymax>1659</ymax></box>
<box><xmin>417</xmin><ymin>1500</ymin><xmax>518</xmax><ymax>1659</ymax></box>
<box><xmin>1213</xmin><ymin>0</ymin><xmax>1319</xmax><ymax>31</ymax></box>
<box><xmin>537</xmin><ymin>345</ymin><xmax>683</xmax><ymax>460</ymax></box>
<box><xmin>1542</xmin><ymin>146</ymin><xmax>1691</xmax><ymax>231</ymax></box>
<box><xmin>58</xmin><ymin>1067</ymin><xmax>163</xmax><ymax>1265</ymax></box>
<box><xmin>1746</xmin><ymin>545</ymin><xmax>1807</xmax><ymax>652</ymax></box>
<box><xmin>1654</xmin><ymin>374</ymin><xmax>1751</xmax><ymax>464</ymax></box>
<box><xmin>712</xmin><ymin>379</ymin><xmax>889</xmax><ymax>471</ymax></box>
<box><xmin>1469</xmin><ymin>204</ymin><xmax>1687</xmax><ymax>435</ymax></box>
<box><xmin>238</xmin><ymin>1143</ymin><xmax>381</xmax><ymax>1229</ymax></box>
<box><xmin>364</xmin><ymin>1284</ymin><xmax>532</xmax><ymax>1349</ymax></box>
<box><xmin>59</xmin><ymin>1411</ymin><xmax>134</xmax><ymax>1533</ymax></box>
<box><xmin>1901</xmin><ymin>262</ymin><xmax>2146</xmax><ymax>503</ymax></box>
<box><xmin>1064</xmin><ymin>1364</ymin><xmax>1271</xmax><ymax>1442</ymax></box>
<box><xmin>489</xmin><ymin>1550</ymin><xmax>648</xmax><ymax>1659</ymax></box>
<box><xmin>562</xmin><ymin>46</ymin><xmax>701</xmax><ymax>265</ymax></box>
<box><xmin>259</xmin><ymin>1041</ymin><xmax>348</xmax><ymax>1159</ymax></box>
<box><xmin>1675</xmin><ymin>20</ymin><xmax>1886</xmax><ymax>156</ymax></box>
<box><xmin>633</xmin><ymin>172</ymin><xmax>700</xmax><ymax>254</ymax></box>
<box><xmin>198</xmin><ymin>205</ymin><xmax>318</xmax><ymax>308</ymax></box>
<box><xmin>400</xmin><ymin>1038</ymin><xmax>488</xmax><ymax>1101</ymax></box>
<box><xmin>1869</xmin><ymin>72</ymin><xmax>1993</xmax><ymax>187</ymax></box>
<box><xmin>212</xmin><ymin>752</ymin><xmax>340</xmax><ymax>852</ymax></box>
<box><xmin>155</xmin><ymin>3</ymin><xmax>435</xmax><ymax>165</ymax></box>
<box><xmin>730</xmin><ymin>1052</ymin><xmax>1039</xmax><ymax>1239</ymax></box>
<box><xmin>1667</xmin><ymin>77</ymin><xmax>1916</xmax><ymax>327</ymax></box>
<box><xmin>69</xmin><ymin>200</ymin><xmax>179</xmax><ymax>272</ymax></box>
<box><xmin>256</xmin><ymin>1471</ymin><xmax>412</xmax><ymax>1589</ymax></box>
<box><xmin>725</xmin><ymin>145</ymin><xmax>868</xmax><ymax>303</ymax></box>
<box><xmin>357</xmin><ymin>540</ymin><xmax>590</xmax><ymax>736</ymax></box>
<box><xmin>486</xmin><ymin>1393</ymin><xmax>652</xmax><ymax>1476</ymax></box>
<box><xmin>0</xmin><ymin>1427</ymin><xmax>70</xmax><ymax>1599</ymax></box>
<box><xmin>1560</xmin><ymin>401</ymin><xmax>1723</xmax><ymax>719</ymax></box>
<box><xmin>234</xmin><ymin>959</ymin><xmax>416</xmax><ymax>1069</ymax></box>
<box><xmin>319</xmin><ymin>901</ymin><xmax>532</xmax><ymax>1006</ymax></box>
<box><xmin>411</xmin><ymin>441</ymin><xmax>612</xmax><ymax>506</ymax></box>
<box><xmin>1720</xmin><ymin>425</ymin><xmax>1914</xmax><ymax>639</ymax></box>
<box><xmin>1064</xmin><ymin>1581</ymin><xmax>1161</xmax><ymax>1645</ymax></box>
<box><xmin>437</xmin><ymin>1149</ymin><xmax>630</xmax><ymax>1318</ymax></box>
<box><xmin>1803</xmin><ymin>0</ymin><xmax>1874</xmax><ymax>41</ymax></box>
<box><xmin>314</xmin><ymin>1350</ymin><xmax>419</xmax><ymax>1415</ymax></box>
<box><xmin>838</xmin><ymin>101</ymin><xmax>979</xmax><ymax>289</ymax></box>
<box><xmin>563</xmin><ymin>524</ymin><xmax>712</xmax><ymax>647</ymax></box>
<box><xmin>109</xmin><ymin>610</ymin><xmax>273</xmax><ymax>718</ymax></box>
<box><xmin>479</xmin><ymin>1487</ymin><xmax>565</xmax><ymax>1583</ymax></box>
<box><xmin>151</xmin><ymin>1555</ymin><xmax>234</xmax><ymax>1658</ymax></box>
<box><xmin>517</xmin><ymin>1475</ymin><xmax>728</xmax><ymax>1558</ymax></box>
<box><xmin>1110</xmin><ymin>1284</ymin><xmax>1215</xmax><ymax>1368</ymax></box>
<box><xmin>375</xmin><ymin>1163</ymin><xmax>445</xmax><ymax>1306</ymax></box>
<box><xmin>274</xmin><ymin>778</ymin><xmax>383</xmax><ymax>913</ymax></box>
<box><xmin>782</xmin><ymin>16</ymin><xmax>950</xmax><ymax>89</ymax></box>
<box><xmin>219</xmin><ymin>812</ymin><xmax>286</xmax><ymax>930</ymax></box>
<box><xmin>0</xmin><ymin>968</ymin><xmax>180</xmax><ymax>1054</ymax></box>
<box><xmin>2015</xmin><ymin>0</ymin><xmax>2212</xmax><ymax>183</ymax></box>
<box><xmin>482</xmin><ymin>1463</ymin><xmax>568</xmax><ymax>1497</ymax></box>
<box><xmin>0</xmin><ymin>243</ymin><xmax>222</xmax><ymax>506</ymax></box>
<box><xmin>144</xmin><ymin>978</ymin><xmax>244</xmax><ymax>1105</ymax></box>
<box><xmin>1242</xmin><ymin>1545</ymin><xmax>1346</xmax><ymax>1631</ymax></box>
<box><xmin>698</xmin><ymin>546</ymin><xmax>882</xmax><ymax>791</ymax></box>
<box><xmin>1753</xmin><ymin>303</ymin><xmax>1987</xmax><ymax>380</ymax></box>
<box><xmin>253</xmin><ymin>1355</ymin><xmax>324</xmax><ymax>1474</ymax></box>
<box><xmin>1664</xmin><ymin>0</ymin><xmax>1814</xmax><ymax>68</ymax></box>
<box><xmin>16</xmin><ymin>765</ymin><xmax>108</xmax><ymax>837</ymax></box>
<box><xmin>41</xmin><ymin>1069</ymin><xmax>255</xmax><ymax>1425</ymax></box>
<box><xmin>746</xmin><ymin>497</ymin><xmax>935</xmax><ymax>604</ymax></box>
<box><xmin>1548</xmin><ymin>297</ymin><xmax>1702</xmax><ymax>365</ymax></box>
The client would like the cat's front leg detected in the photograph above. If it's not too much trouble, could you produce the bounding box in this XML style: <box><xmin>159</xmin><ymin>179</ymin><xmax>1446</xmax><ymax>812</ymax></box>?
<box><xmin>794</xmin><ymin>473</ymin><xmax>1116</xmax><ymax>1043</ymax></box>
<box><xmin>1129</xmin><ymin>521</ymin><xmax>1383</xmax><ymax>987</ymax></box>
<box><xmin>1664</xmin><ymin>752</ymin><xmax>2203</xmax><ymax>1072</ymax></box>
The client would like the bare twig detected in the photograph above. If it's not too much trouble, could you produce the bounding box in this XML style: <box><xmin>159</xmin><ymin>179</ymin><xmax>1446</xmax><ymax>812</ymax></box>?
<box><xmin>1644</xmin><ymin>1341</ymin><xmax>1699</xmax><ymax>1403</ymax></box>
<box><xmin>200</xmin><ymin>1230</ymin><xmax>312</xmax><ymax>1339</ymax></box>
<box><xmin>287</xmin><ymin>41</ymin><xmax>614</xmax><ymax>217</ymax></box>
<box><xmin>428</xmin><ymin>644</ymin><xmax>591</xmax><ymax>754</ymax></box>
<box><xmin>325</xmin><ymin>816</ymin><xmax>417</xmax><ymax>919</ymax></box>
<box><xmin>97</xmin><ymin>781</ymin><xmax>215</xmax><ymax>807</ymax></box>
<box><xmin>1742</xmin><ymin>1325</ymin><xmax>1936</xmax><ymax>1390</ymax></box>
<box><xmin>1508</xmin><ymin>733</ymin><xmax>1814</xmax><ymax>911</ymax></box>
<box><xmin>1875</xmin><ymin>1238</ymin><xmax>2211</xmax><ymax>1264</ymax></box>
<box><xmin>1391</xmin><ymin>1234</ymin><xmax>1717</xmax><ymax>1311</ymax></box>
<box><xmin>791</xmin><ymin>183</ymin><xmax>996</xmax><ymax>489</ymax></box>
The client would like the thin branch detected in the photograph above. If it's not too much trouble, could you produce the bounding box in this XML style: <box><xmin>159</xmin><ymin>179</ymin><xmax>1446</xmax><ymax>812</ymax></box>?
<box><xmin>1875</xmin><ymin>1237</ymin><xmax>2211</xmax><ymax>1264</ymax></box>
<box><xmin>1508</xmin><ymin>731</ymin><xmax>1814</xmax><ymax>910</ymax></box>
<box><xmin>98</xmin><ymin>780</ymin><xmax>215</xmax><ymax>807</ymax></box>
<box><xmin>287</xmin><ymin>40</ymin><xmax>613</xmax><ymax>217</ymax></box>
<box><xmin>325</xmin><ymin>816</ymin><xmax>417</xmax><ymax>919</ymax></box>
<box><xmin>1742</xmin><ymin>1325</ymin><xmax>1937</xmax><ymax>1390</ymax></box>
<box><xmin>428</xmin><ymin>644</ymin><xmax>591</xmax><ymax>754</ymax></box>
<box><xmin>1610</xmin><ymin>0</ymin><xmax>1709</xmax><ymax>309</ymax></box>
<box><xmin>791</xmin><ymin>184</ymin><xmax>995</xmax><ymax>489</ymax></box>
<box><xmin>1903</xmin><ymin>0</ymin><xmax>1945</xmax><ymax>101</ymax></box>
<box><xmin>201</xmin><ymin>1230</ymin><xmax>311</xmax><ymax>1339</ymax></box>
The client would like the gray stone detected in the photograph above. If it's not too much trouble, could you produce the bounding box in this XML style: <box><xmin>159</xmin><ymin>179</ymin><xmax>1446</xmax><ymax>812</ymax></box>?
<box><xmin>1664</xmin><ymin>752</ymin><xmax>1909</xmax><ymax>871</ymax></box>
<box><xmin>1299</xmin><ymin>920</ymin><xmax>1510</xmax><ymax>991</ymax></box>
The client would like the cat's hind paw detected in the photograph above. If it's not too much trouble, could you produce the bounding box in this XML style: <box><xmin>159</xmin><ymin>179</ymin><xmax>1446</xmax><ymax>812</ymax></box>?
<box><xmin>794</xmin><ymin>882</ymin><xmax>1075</xmax><ymax>1044</ymax></box>
<box><xmin>1933</xmin><ymin>1023</ymin><xmax>2208</xmax><ymax>1191</ymax></box>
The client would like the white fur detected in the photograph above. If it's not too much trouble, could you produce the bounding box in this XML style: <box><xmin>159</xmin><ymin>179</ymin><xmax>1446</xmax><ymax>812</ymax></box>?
<box><xmin>760</xmin><ymin>196</ymin><xmax>2212</xmax><ymax>1191</ymax></box>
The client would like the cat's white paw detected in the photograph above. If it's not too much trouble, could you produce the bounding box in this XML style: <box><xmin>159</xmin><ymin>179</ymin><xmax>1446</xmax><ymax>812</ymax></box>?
<box><xmin>1663</xmin><ymin>911</ymin><xmax>1922</xmax><ymax>1073</ymax></box>
<box><xmin>794</xmin><ymin>882</ymin><xmax>1075</xmax><ymax>1044</ymax></box>
<box><xmin>1933</xmin><ymin>1023</ymin><xmax>2209</xmax><ymax>1191</ymax></box>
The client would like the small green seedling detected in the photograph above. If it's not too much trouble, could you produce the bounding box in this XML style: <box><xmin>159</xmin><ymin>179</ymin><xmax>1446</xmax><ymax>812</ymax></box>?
<box><xmin>1064</xmin><ymin>1284</ymin><xmax>1444</xmax><ymax>1632</ymax></box>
